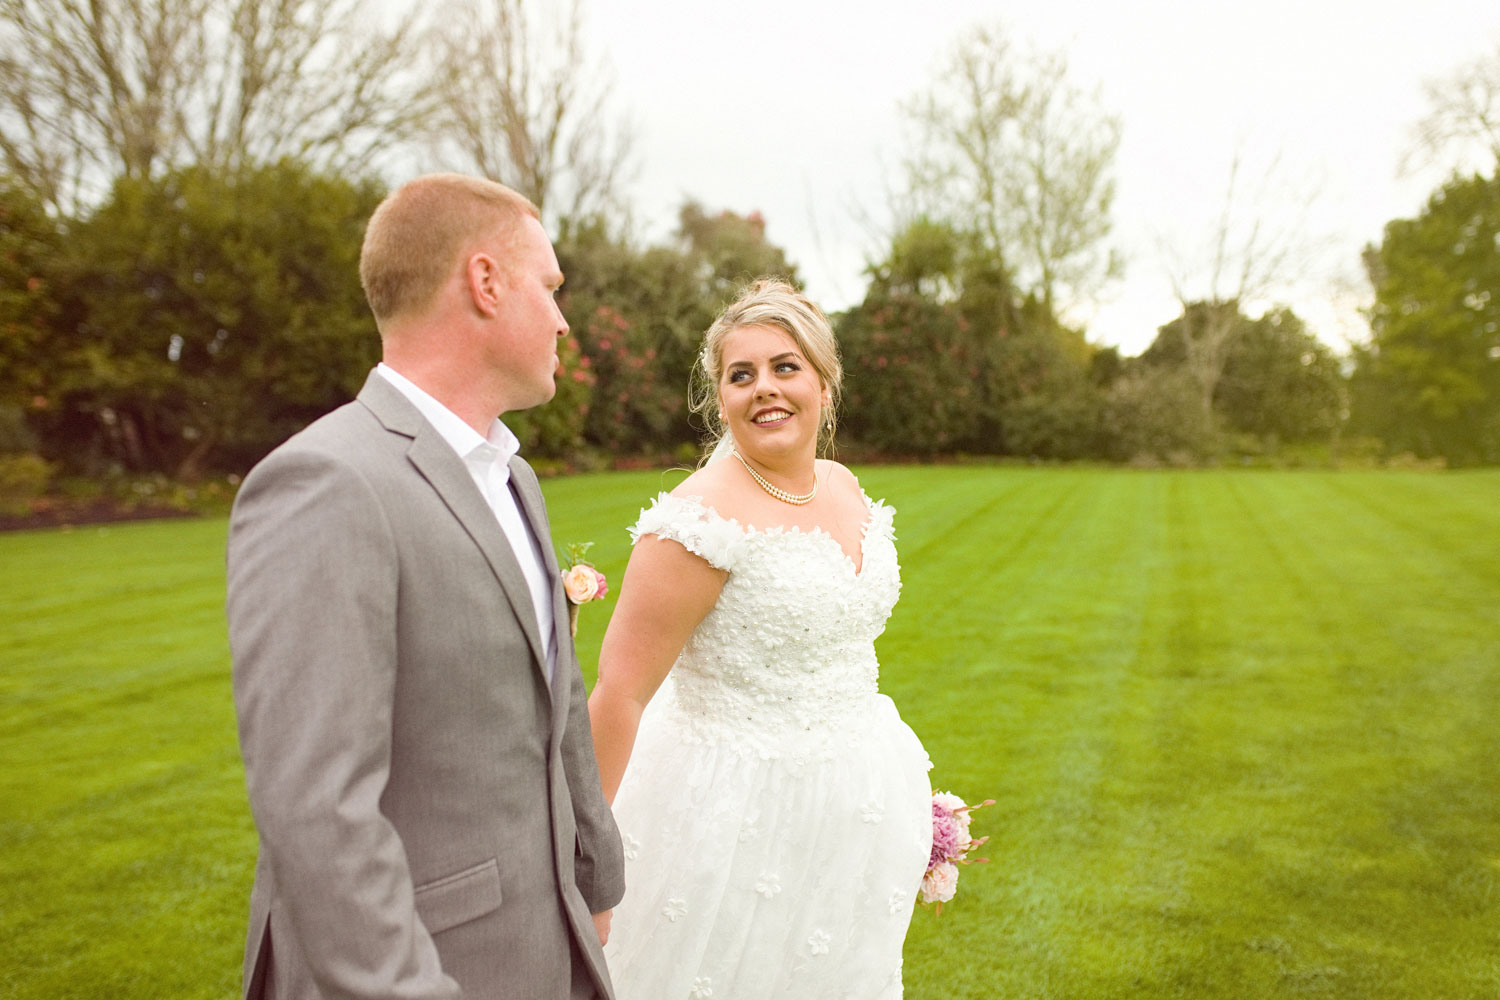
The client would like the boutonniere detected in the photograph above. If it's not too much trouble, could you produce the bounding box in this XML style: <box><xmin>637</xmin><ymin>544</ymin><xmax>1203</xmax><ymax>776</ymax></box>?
<box><xmin>559</xmin><ymin>541</ymin><xmax>609</xmax><ymax>637</ymax></box>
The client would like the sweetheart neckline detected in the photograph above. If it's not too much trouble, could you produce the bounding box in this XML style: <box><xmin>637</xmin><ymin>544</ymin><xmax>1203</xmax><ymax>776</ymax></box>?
<box><xmin>668</xmin><ymin>492</ymin><xmax>884</xmax><ymax>577</ymax></box>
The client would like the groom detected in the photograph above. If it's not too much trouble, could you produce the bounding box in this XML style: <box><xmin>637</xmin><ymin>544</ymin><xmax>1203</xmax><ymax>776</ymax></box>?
<box><xmin>227</xmin><ymin>174</ymin><xmax>624</xmax><ymax>999</ymax></box>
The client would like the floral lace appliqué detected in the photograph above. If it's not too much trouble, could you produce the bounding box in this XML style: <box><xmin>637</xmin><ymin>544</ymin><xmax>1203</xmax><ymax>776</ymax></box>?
<box><xmin>755</xmin><ymin>873</ymin><xmax>782</xmax><ymax>898</ymax></box>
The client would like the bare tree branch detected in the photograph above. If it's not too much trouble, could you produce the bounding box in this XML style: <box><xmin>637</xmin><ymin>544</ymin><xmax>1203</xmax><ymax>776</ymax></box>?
<box><xmin>0</xmin><ymin>0</ymin><xmax>423</xmax><ymax>215</ymax></box>
<box><xmin>1403</xmin><ymin>42</ymin><xmax>1500</xmax><ymax>177</ymax></box>
<box><xmin>1160</xmin><ymin>151</ymin><xmax>1321</xmax><ymax>420</ymax></box>
<box><xmin>422</xmin><ymin>0</ymin><xmax>634</xmax><ymax>229</ymax></box>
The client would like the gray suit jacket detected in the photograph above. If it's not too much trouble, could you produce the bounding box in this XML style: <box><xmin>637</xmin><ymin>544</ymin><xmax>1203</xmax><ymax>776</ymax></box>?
<box><xmin>227</xmin><ymin>371</ymin><xmax>624</xmax><ymax>999</ymax></box>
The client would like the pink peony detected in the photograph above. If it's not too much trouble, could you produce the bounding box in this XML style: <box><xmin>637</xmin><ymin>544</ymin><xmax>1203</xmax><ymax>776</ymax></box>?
<box><xmin>932</xmin><ymin>791</ymin><xmax>972</xmax><ymax>840</ymax></box>
<box><xmin>920</xmin><ymin>861</ymin><xmax>959</xmax><ymax>903</ymax></box>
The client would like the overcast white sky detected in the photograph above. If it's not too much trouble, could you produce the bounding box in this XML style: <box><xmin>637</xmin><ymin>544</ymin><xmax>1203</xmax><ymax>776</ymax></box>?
<box><xmin>585</xmin><ymin>0</ymin><xmax>1500</xmax><ymax>354</ymax></box>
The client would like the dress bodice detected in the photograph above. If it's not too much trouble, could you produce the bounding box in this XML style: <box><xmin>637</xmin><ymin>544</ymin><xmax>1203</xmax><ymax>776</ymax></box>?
<box><xmin>630</xmin><ymin>492</ymin><xmax>901</xmax><ymax>740</ymax></box>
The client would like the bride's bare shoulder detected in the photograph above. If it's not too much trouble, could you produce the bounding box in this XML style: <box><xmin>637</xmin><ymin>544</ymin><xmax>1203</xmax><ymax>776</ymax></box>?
<box><xmin>817</xmin><ymin>459</ymin><xmax>863</xmax><ymax>498</ymax></box>
<box><xmin>674</xmin><ymin>457</ymin><xmax>799</xmax><ymax>527</ymax></box>
<box><xmin>669</xmin><ymin>460</ymin><xmax>741</xmax><ymax>513</ymax></box>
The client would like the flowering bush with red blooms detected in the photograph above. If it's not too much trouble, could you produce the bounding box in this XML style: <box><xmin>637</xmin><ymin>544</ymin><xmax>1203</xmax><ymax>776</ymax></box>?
<box><xmin>506</xmin><ymin>333</ymin><xmax>595</xmax><ymax>456</ymax></box>
<box><xmin>574</xmin><ymin>304</ymin><xmax>686</xmax><ymax>452</ymax></box>
<box><xmin>839</xmin><ymin>295</ymin><xmax>991</xmax><ymax>454</ymax></box>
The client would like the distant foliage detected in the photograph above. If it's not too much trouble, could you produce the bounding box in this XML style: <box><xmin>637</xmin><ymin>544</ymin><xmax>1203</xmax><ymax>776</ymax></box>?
<box><xmin>1098</xmin><ymin>366</ymin><xmax>1214</xmax><ymax>464</ymax></box>
<box><xmin>988</xmin><ymin>305</ymin><xmax>1100</xmax><ymax>460</ymax></box>
<box><xmin>840</xmin><ymin>294</ymin><xmax>984</xmax><ymax>454</ymax></box>
<box><xmin>1</xmin><ymin>174</ymin><xmax>1379</xmax><ymax>474</ymax></box>
<box><xmin>554</xmin><ymin>206</ymin><xmax>799</xmax><ymax>459</ymax></box>
<box><xmin>1214</xmin><ymin>309</ymin><xmax>1344</xmax><ymax>444</ymax></box>
<box><xmin>0</xmin><ymin>451</ymin><xmax>51</xmax><ymax>513</ymax></box>
<box><xmin>1138</xmin><ymin>302</ymin><xmax>1345</xmax><ymax>458</ymax></box>
<box><xmin>0</xmin><ymin>182</ymin><xmax>60</xmax><ymax>416</ymax></box>
<box><xmin>32</xmin><ymin>163</ymin><xmax>383</xmax><ymax>477</ymax></box>
<box><xmin>839</xmin><ymin>217</ymin><xmax>1102</xmax><ymax>459</ymax></box>
<box><xmin>1353</xmin><ymin>171</ymin><xmax>1500</xmax><ymax>465</ymax></box>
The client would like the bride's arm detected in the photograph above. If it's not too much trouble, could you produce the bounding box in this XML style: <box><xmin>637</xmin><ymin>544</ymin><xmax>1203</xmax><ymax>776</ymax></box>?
<box><xmin>587</xmin><ymin>536</ymin><xmax>726</xmax><ymax>803</ymax></box>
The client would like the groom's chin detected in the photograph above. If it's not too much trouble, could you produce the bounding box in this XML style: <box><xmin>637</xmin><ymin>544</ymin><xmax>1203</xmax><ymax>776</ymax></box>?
<box><xmin>519</xmin><ymin>380</ymin><xmax>558</xmax><ymax>412</ymax></box>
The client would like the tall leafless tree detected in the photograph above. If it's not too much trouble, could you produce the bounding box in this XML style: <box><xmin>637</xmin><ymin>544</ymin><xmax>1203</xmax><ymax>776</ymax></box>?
<box><xmin>178</xmin><ymin>0</ymin><xmax>427</xmax><ymax>175</ymax></box>
<box><xmin>902</xmin><ymin>22</ymin><xmax>1122</xmax><ymax>321</ymax></box>
<box><xmin>422</xmin><ymin>0</ymin><xmax>633</xmax><ymax>228</ymax></box>
<box><xmin>1162</xmin><ymin>153</ymin><xmax>1315</xmax><ymax>423</ymax></box>
<box><xmin>0</xmin><ymin>0</ymin><xmax>423</xmax><ymax>215</ymax></box>
<box><xmin>1405</xmin><ymin>42</ymin><xmax>1500</xmax><ymax>177</ymax></box>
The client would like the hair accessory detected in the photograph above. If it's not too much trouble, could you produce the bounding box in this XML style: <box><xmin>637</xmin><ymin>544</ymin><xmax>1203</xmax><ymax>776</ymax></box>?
<box><xmin>730</xmin><ymin>449</ymin><xmax>817</xmax><ymax>505</ymax></box>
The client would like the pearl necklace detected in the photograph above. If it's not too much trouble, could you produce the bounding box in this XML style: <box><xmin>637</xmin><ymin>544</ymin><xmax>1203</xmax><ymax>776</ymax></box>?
<box><xmin>730</xmin><ymin>449</ymin><xmax>818</xmax><ymax>505</ymax></box>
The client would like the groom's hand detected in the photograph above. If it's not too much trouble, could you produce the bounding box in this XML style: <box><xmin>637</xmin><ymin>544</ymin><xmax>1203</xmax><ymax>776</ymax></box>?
<box><xmin>592</xmin><ymin>908</ymin><xmax>612</xmax><ymax>946</ymax></box>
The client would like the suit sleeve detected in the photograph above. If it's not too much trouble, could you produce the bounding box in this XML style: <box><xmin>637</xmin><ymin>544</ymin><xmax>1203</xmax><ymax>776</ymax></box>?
<box><xmin>227</xmin><ymin>446</ymin><xmax>460</xmax><ymax>1000</ymax></box>
<box><xmin>560</xmin><ymin>646</ymin><xmax>626</xmax><ymax>912</ymax></box>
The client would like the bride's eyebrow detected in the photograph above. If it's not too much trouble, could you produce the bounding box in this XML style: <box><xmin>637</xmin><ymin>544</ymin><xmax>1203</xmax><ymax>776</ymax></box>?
<box><xmin>727</xmin><ymin>352</ymin><xmax>801</xmax><ymax>368</ymax></box>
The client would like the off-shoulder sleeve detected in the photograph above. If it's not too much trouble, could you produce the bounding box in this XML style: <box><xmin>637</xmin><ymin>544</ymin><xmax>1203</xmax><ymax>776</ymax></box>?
<box><xmin>865</xmin><ymin>494</ymin><xmax>897</xmax><ymax>543</ymax></box>
<box><xmin>629</xmin><ymin>493</ymin><xmax>741</xmax><ymax>572</ymax></box>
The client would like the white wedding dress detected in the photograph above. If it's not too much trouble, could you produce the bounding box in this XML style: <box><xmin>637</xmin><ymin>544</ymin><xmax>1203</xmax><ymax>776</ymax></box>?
<box><xmin>602</xmin><ymin>492</ymin><xmax>932</xmax><ymax>1000</ymax></box>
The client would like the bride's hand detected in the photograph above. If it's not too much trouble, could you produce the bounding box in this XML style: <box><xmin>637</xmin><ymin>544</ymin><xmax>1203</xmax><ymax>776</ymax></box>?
<box><xmin>592</xmin><ymin>908</ymin><xmax>612</xmax><ymax>946</ymax></box>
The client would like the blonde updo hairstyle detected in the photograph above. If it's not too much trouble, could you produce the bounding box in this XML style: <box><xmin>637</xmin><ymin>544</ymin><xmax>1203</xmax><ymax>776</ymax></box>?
<box><xmin>690</xmin><ymin>278</ymin><xmax>843</xmax><ymax>461</ymax></box>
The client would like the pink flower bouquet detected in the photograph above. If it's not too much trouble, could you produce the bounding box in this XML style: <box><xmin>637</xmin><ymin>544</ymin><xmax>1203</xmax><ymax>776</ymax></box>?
<box><xmin>920</xmin><ymin>790</ymin><xmax>993</xmax><ymax>913</ymax></box>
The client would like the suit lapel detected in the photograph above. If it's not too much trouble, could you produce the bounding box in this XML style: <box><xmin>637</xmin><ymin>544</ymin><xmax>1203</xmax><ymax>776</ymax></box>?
<box><xmin>358</xmin><ymin>374</ymin><xmax>550</xmax><ymax>680</ymax></box>
<box><xmin>508</xmin><ymin>455</ymin><xmax>572</xmax><ymax>722</ymax></box>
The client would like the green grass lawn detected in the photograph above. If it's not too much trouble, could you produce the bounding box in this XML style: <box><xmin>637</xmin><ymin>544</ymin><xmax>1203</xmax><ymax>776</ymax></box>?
<box><xmin>2</xmin><ymin>467</ymin><xmax>1498</xmax><ymax>999</ymax></box>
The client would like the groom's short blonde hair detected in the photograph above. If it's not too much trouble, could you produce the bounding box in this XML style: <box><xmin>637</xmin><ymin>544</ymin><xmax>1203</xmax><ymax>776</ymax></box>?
<box><xmin>360</xmin><ymin>173</ymin><xmax>539</xmax><ymax>325</ymax></box>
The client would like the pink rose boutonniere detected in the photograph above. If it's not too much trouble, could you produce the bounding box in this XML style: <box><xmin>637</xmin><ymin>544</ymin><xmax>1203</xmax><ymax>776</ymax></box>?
<box><xmin>560</xmin><ymin>541</ymin><xmax>609</xmax><ymax>637</ymax></box>
<box><xmin>920</xmin><ymin>790</ymin><xmax>995</xmax><ymax>914</ymax></box>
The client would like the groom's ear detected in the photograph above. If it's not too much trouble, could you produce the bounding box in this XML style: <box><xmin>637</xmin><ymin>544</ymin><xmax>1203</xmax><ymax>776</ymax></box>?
<box><xmin>466</xmin><ymin>252</ymin><xmax>504</xmax><ymax>318</ymax></box>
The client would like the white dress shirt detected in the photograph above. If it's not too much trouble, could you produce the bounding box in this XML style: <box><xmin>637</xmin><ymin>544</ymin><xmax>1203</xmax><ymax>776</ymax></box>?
<box><xmin>375</xmin><ymin>363</ymin><xmax>556</xmax><ymax>682</ymax></box>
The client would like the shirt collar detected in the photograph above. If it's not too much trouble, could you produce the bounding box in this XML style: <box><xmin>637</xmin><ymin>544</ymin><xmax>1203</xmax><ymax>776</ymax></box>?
<box><xmin>375</xmin><ymin>362</ymin><xmax>519</xmax><ymax>472</ymax></box>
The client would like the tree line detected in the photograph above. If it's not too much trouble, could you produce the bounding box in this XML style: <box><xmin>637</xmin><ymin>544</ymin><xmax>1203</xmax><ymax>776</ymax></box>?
<box><xmin>1</xmin><ymin>2</ymin><xmax>1496</xmax><ymax>496</ymax></box>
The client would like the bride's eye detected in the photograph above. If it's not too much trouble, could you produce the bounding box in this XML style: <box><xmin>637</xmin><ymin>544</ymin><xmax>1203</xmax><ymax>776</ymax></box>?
<box><xmin>727</xmin><ymin>369</ymin><xmax>752</xmax><ymax>383</ymax></box>
<box><xmin>776</xmin><ymin>362</ymin><xmax>801</xmax><ymax>374</ymax></box>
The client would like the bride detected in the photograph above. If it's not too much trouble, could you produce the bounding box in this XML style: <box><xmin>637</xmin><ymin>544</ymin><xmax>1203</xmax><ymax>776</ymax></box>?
<box><xmin>586</xmin><ymin>279</ymin><xmax>933</xmax><ymax>998</ymax></box>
